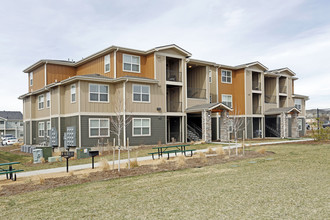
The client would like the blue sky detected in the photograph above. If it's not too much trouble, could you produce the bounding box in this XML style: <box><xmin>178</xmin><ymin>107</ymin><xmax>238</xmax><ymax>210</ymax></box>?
<box><xmin>0</xmin><ymin>0</ymin><xmax>329</xmax><ymax>111</ymax></box>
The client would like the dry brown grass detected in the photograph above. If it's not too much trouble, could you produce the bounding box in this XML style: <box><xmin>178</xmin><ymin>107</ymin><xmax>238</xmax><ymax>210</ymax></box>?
<box><xmin>206</xmin><ymin>147</ymin><xmax>216</xmax><ymax>154</ymax></box>
<box><xmin>130</xmin><ymin>159</ymin><xmax>139</xmax><ymax>168</ymax></box>
<box><xmin>216</xmin><ymin>147</ymin><xmax>225</xmax><ymax>155</ymax></box>
<box><xmin>174</xmin><ymin>155</ymin><xmax>187</xmax><ymax>168</ymax></box>
<box><xmin>257</xmin><ymin>147</ymin><xmax>266</xmax><ymax>154</ymax></box>
<box><xmin>68</xmin><ymin>171</ymin><xmax>74</xmax><ymax>176</ymax></box>
<box><xmin>99</xmin><ymin>158</ymin><xmax>110</xmax><ymax>171</ymax></box>
<box><xmin>40</xmin><ymin>157</ymin><xmax>46</xmax><ymax>163</ymax></box>
<box><xmin>38</xmin><ymin>176</ymin><xmax>45</xmax><ymax>185</ymax></box>
<box><xmin>52</xmin><ymin>151</ymin><xmax>61</xmax><ymax>157</ymax></box>
<box><xmin>195</xmin><ymin>152</ymin><xmax>207</xmax><ymax>163</ymax></box>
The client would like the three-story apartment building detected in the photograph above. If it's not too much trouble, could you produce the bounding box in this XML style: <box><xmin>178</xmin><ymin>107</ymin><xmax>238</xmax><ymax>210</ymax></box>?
<box><xmin>19</xmin><ymin>44</ymin><xmax>308</xmax><ymax>148</ymax></box>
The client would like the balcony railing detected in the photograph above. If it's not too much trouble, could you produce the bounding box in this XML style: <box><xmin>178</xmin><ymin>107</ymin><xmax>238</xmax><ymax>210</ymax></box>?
<box><xmin>166</xmin><ymin>70</ymin><xmax>182</xmax><ymax>82</ymax></box>
<box><xmin>167</xmin><ymin>101</ymin><xmax>182</xmax><ymax>112</ymax></box>
<box><xmin>279</xmin><ymin>86</ymin><xmax>287</xmax><ymax>94</ymax></box>
<box><xmin>253</xmin><ymin>106</ymin><xmax>262</xmax><ymax>114</ymax></box>
<box><xmin>187</xmin><ymin>88</ymin><xmax>206</xmax><ymax>99</ymax></box>
<box><xmin>252</xmin><ymin>81</ymin><xmax>261</xmax><ymax>90</ymax></box>
<box><xmin>265</xmin><ymin>95</ymin><xmax>276</xmax><ymax>104</ymax></box>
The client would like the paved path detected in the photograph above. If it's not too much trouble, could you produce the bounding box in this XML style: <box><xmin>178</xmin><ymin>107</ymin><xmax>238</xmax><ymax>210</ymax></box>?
<box><xmin>1</xmin><ymin>138</ymin><xmax>313</xmax><ymax>179</ymax></box>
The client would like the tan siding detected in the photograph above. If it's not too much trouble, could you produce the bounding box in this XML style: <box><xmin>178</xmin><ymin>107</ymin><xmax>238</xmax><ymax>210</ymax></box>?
<box><xmin>116</xmin><ymin>52</ymin><xmax>154</xmax><ymax>79</ymax></box>
<box><xmin>34</xmin><ymin>93</ymin><xmax>50</xmax><ymax>119</ymax></box>
<box><xmin>287</xmin><ymin>78</ymin><xmax>293</xmax><ymax>106</ymax></box>
<box><xmin>62</xmin><ymin>83</ymin><xmax>78</xmax><ymax>114</ymax></box>
<box><xmin>23</xmin><ymin>97</ymin><xmax>31</xmax><ymax>120</ymax></box>
<box><xmin>51</xmin><ymin>87</ymin><xmax>59</xmax><ymax>115</ymax></box>
<box><xmin>157</xmin><ymin>48</ymin><xmax>185</xmax><ymax>57</ymax></box>
<box><xmin>47</xmin><ymin>64</ymin><xmax>76</xmax><ymax>84</ymax></box>
<box><xmin>209</xmin><ymin>66</ymin><xmax>217</xmax><ymax>102</ymax></box>
<box><xmin>264</xmin><ymin>103</ymin><xmax>277</xmax><ymax>112</ymax></box>
<box><xmin>187</xmin><ymin>98</ymin><xmax>209</xmax><ymax>109</ymax></box>
<box><xmin>245</xmin><ymin>70</ymin><xmax>252</xmax><ymax>115</ymax></box>
<box><xmin>29</xmin><ymin>65</ymin><xmax>45</xmax><ymax>92</ymax></box>
<box><xmin>155</xmin><ymin>55</ymin><xmax>167</xmax><ymax>112</ymax></box>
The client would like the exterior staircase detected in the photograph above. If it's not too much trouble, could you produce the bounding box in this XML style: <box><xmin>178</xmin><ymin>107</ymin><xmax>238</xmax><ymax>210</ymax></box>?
<box><xmin>265</xmin><ymin>124</ymin><xmax>280</xmax><ymax>137</ymax></box>
<box><xmin>187</xmin><ymin>123</ymin><xmax>202</xmax><ymax>142</ymax></box>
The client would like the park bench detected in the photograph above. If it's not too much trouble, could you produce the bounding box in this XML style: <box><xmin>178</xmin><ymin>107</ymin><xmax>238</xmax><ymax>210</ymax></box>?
<box><xmin>149</xmin><ymin>144</ymin><xmax>196</xmax><ymax>160</ymax></box>
<box><xmin>0</xmin><ymin>162</ymin><xmax>24</xmax><ymax>181</ymax></box>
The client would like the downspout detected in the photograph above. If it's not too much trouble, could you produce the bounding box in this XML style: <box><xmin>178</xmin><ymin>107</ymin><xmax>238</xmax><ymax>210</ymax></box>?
<box><xmin>123</xmin><ymin>78</ymin><xmax>128</xmax><ymax>148</ymax></box>
<box><xmin>114</xmin><ymin>48</ymin><xmax>119</xmax><ymax>79</ymax></box>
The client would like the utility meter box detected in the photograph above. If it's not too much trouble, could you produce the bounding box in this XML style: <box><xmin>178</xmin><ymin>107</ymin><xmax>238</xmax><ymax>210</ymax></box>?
<box><xmin>33</xmin><ymin>149</ymin><xmax>43</xmax><ymax>164</ymax></box>
<box><xmin>50</xmin><ymin>127</ymin><xmax>58</xmax><ymax>147</ymax></box>
<box><xmin>66</xmin><ymin>126</ymin><xmax>76</xmax><ymax>147</ymax></box>
<box><xmin>36</xmin><ymin>147</ymin><xmax>52</xmax><ymax>161</ymax></box>
<box><xmin>76</xmin><ymin>148</ymin><xmax>91</xmax><ymax>159</ymax></box>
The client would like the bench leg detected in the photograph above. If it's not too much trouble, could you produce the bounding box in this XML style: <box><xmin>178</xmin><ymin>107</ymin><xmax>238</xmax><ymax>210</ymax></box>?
<box><xmin>152</xmin><ymin>154</ymin><xmax>154</xmax><ymax>160</ymax></box>
<box><xmin>167</xmin><ymin>153</ymin><xmax>170</xmax><ymax>160</ymax></box>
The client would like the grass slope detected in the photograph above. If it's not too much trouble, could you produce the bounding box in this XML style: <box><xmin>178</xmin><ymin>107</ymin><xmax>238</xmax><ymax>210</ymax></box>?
<box><xmin>0</xmin><ymin>143</ymin><xmax>329</xmax><ymax>219</ymax></box>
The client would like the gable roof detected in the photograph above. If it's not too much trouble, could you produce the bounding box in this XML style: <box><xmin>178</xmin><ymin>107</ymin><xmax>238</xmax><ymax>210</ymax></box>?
<box><xmin>0</xmin><ymin>111</ymin><xmax>23</xmax><ymax>120</ymax></box>
<box><xmin>147</xmin><ymin>44</ymin><xmax>192</xmax><ymax>57</ymax></box>
<box><xmin>266</xmin><ymin>67</ymin><xmax>296</xmax><ymax>76</ymax></box>
<box><xmin>186</xmin><ymin>103</ymin><xmax>232</xmax><ymax>113</ymax></box>
<box><xmin>265</xmin><ymin>107</ymin><xmax>301</xmax><ymax>115</ymax></box>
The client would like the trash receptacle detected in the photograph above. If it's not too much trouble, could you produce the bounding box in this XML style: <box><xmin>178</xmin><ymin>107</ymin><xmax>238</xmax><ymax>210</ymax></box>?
<box><xmin>33</xmin><ymin>149</ymin><xmax>43</xmax><ymax>164</ymax></box>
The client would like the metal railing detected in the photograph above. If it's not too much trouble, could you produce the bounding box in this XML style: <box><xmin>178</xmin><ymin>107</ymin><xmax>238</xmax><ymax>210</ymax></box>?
<box><xmin>253</xmin><ymin>106</ymin><xmax>262</xmax><ymax>114</ymax></box>
<box><xmin>167</xmin><ymin>101</ymin><xmax>182</xmax><ymax>112</ymax></box>
<box><xmin>252</xmin><ymin>81</ymin><xmax>261</xmax><ymax>90</ymax></box>
<box><xmin>187</xmin><ymin>88</ymin><xmax>206</xmax><ymax>99</ymax></box>
<box><xmin>265</xmin><ymin>95</ymin><xmax>276</xmax><ymax>104</ymax></box>
<box><xmin>279</xmin><ymin>86</ymin><xmax>287</xmax><ymax>93</ymax></box>
<box><xmin>166</xmin><ymin>70</ymin><xmax>182</xmax><ymax>82</ymax></box>
<box><xmin>187</xmin><ymin>122</ymin><xmax>202</xmax><ymax>138</ymax></box>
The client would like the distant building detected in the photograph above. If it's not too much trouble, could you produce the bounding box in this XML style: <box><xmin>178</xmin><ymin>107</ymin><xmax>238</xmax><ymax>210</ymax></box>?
<box><xmin>0</xmin><ymin>111</ymin><xmax>24</xmax><ymax>138</ymax></box>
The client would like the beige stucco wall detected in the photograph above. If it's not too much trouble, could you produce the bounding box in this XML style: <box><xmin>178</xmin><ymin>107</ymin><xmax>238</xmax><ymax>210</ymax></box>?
<box><xmin>34</xmin><ymin>92</ymin><xmax>50</xmax><ymax>119</ymax></box>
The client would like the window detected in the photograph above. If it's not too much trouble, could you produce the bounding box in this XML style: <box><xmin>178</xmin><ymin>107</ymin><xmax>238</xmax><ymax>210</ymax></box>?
<box><xmin>30</xmin><ymin>72</ymin><xmax>33</xmax><ymax>86</ymax></box>
<box><xmin>104</xmin><ymin>54</ymin><xmax>110</xmax><ymax>73</ymax></box>
<box><xmin>209</xmin><ymin>70</ymin><xmax>212</xmax><ymax>83</ymax></box>
<box><xmin>89</xmin><ymin>84</ymin><xmax>109</xmax><ymax>102</ymax></box>
<box><xmin>294</xmin><ymin>99</ymin><xmax>302</xmax><ymax>110</ymax></box>
<box><xmin>298</xmin><ymin>119</ymin><xmax>303</xmax><ymax>131</ymax></box>
<box><xmin>228</xmin><ymin>119</ymin><xmax>233</xmax><ymax>133</ymax></box>
<box><xmin>46</xmin><ymin>92</ymin><xmax>50</xmax><ymax>108</ymax></box>
<box><xmin>221</xmin><ymin>70</ymin><xmax>232</xmax><ymax>83</ymax></box>
<box><xmin>38</xmin><ymin>122</ymin><xmax>44</xmax><ymax>137</ymax></box>
<box><xmin>222</xmin><ymin>94</ymin><xmax>232</xmax><ymax>108</ymax></box>
<box><xmin>38</xmin><ymin>95</ymin><xmax>44</xmax><ymax>110</ymax></box>
<box><xmin>133</xmin><ymin>84</ymin><xmax>150</xmax><ymax>102</ymax></box>
<box><xmin>133</xmin><ymin>118</ymin><xmax>151</xmax><ymax>136</ymax></box>
<box><xmin>123</xmin><ymin>54</ymin><xmax>140</xmax><ymax>72</ymax></box>
<box><xmin>89</xmin><ymin>118</ymin><xmax>109</xmax><ymax>137</ymax></box>
<box><xmin>46</xmin><ymin>121</ymin><xmax>51</xmax><ymax>137</ymax></box>
<box><xmin>71</xmin><ymin>84</ymin><xmax>76</xmax><ymax>103</ymax></box>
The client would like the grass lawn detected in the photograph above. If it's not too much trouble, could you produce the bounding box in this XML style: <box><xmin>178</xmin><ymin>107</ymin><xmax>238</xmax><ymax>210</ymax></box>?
<box><xmin>0</xmin><ymin>142</ymin><xmax>329</xmax><ymax>219</ymax></box>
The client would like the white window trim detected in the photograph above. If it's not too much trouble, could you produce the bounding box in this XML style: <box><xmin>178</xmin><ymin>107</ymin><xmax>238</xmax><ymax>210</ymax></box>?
<box><xmin>221</xmin><ymin>69</ymin><xmax>232</xmax><ymax>84</ymax></box>
<box><xmin>123</xmin><ymin>54</ymin><xmax>141</xmax><ymax>73</ymax></box>
<box><xmin>89</xmin><ymin>118</ymin><xmax>110</xmax><ymax>138</ymax></box>
<box><xmin>132</xmin><ymin>84</ymin><xmax>150</xmax><ymax>103</ymax></box>
<box><xmin>132</xmin><ymin>118</ymin><xmax>151</xmax><ymax>137</ymax></box>
<box><xmin>222</xmin><ymin>94</ymin><xmax>233</xmax><ymax>108</ymax></box>
<box><xmin>38</xmin><ymin>122</ymin><xmax>45</xmax><ymax>137</ymax></box>
<box><xmin>298</xmin><ymin>118</ymin><xmax>303</xmax><ymax>131</ymax></box>
<box><xmin>294</xmin><ymin>99</ymin><xmax>302</xmax><ymax>110</ymax></box>
<box><xmin>228</xmin><ymin>119</ymin><xmax>233</xmax><ymax>133</ymax></box>
<box><xmin>38</xmin><ymin>94</ymin><xmax>44</xmax><ymax>110</ymax></box>
<box><xmin>46</xmin><ymin>92</ymin><xmax>51</xmax><ymax>108</ymax></box>
<box><xmin>89</xmin><ymin>83</ymin><xmax>109</xmax><ymax>103</ymax></box>
<box><xmin>104</xmin><ymin>54</ymin><xmax>110</xmax><ymax>73</ymax></box>
<box><xmin>46</xmin><ymin>121</ymin><xmax>51</xmax><ymax>137</ymax></box>
<box><xmin>71</xmin><ymin>84</ymin><xmax>76</xmax><ymax>103</ymax></box>
<box><xmin>30</xmin><ymin>72</ymin><xmax>33</xmax><ymax>86</ymax></box>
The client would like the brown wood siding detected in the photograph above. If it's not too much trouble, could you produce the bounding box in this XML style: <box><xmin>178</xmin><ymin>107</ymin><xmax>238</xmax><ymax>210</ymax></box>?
<box><xmin>218</xmin><ymin>68</ymin><xmax>245</xmax><ymax>115</ymax></box>
<box><xmin>29</xmin><ymin>65</ymin><xmax>45</xmax><ymax>92</ymax></box>
<box><xmin>47</xmin><ymin>64</ymin><xmax>76</xmax><ymax>84</ymax></box>
<box><xmin>76</xmin><ymin>52</ymin><xmax>114</xmax><ymax>78</ymax></box>
<box><xmin>116</xmin><ymin>52</ymin><xmax>154</xmax><ymax>79</ymax></box>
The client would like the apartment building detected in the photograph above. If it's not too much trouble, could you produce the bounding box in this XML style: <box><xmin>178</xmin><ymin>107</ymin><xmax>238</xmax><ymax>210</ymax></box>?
<box><xmin>0</xmin><ymin>111</ymin><xmax>24</xmax><ymax>139</ymax></box>
<box><xmin>19</xmin><ymin>44</ymin><xmax>308</xmax><ymax>148</ymax></box>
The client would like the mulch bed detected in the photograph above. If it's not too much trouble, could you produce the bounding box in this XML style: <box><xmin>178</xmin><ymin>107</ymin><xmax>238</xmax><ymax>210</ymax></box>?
<box><xmin>0</xmin><ymin>150</ymin><xmax>274</xmax><ymax>197</ymax></box>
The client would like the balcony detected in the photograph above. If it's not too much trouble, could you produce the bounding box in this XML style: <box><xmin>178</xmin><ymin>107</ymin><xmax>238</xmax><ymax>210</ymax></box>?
<box><xmin>265</xmin><ymin>95</ymin><xmax>276</xmax><ymax>104</ymax></box>
<box><xmin>252</xmin><ymin>81</ymin><xmax>261</xmax><ymax>90</ymax></box>
<box><xmin>253</xmin><ymin>106</ymin><xmax>262</xmax><ymax>114</ymax></box>
<box><xmin>187</xmin><ymin>88</ymin><xmax>206</xmax><ymax>99</ymax></box>
<box><xmin>279</xmin><ymin>86</ymin><xmax>287</xmax><ymax>94</ymax></box>
<box><xmin>166</xmin><ymin>70</ymin><xmax>182</xmax><ymax>82</ymax></box>
<box><xmin>167</xmin><ymin>101</ymin><xmax>182</xmax><ymax>112</ymax></box>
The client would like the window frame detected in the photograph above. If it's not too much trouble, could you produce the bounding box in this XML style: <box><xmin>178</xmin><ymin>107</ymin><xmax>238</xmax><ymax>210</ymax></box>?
<box><xmin>30</xmin><ymin>72</ymin><xmax>33</xmax><ymax>86</ymax></box>
<box><xmin>132</xmin><ymin>84</ymin><xmax>150</xmax><ymax>103</ymax></box>
<box><xmin>89</xmin><ymin>83</ymin><xmax>109</xmax><ymax>103</ymax></box>
<box><xmin>46</xmin><ymin>121</ymin><xmax>51</xmax><ymax>137</ymax></box>
<box><xmin>38</xmin><ymin>94</ymin><xmax>44</xmax><ymax>110</ymax></box>
<box><xmin>104</xmin><ymin>54</ymin><xmax>110</xmax><ymax>73</ymax></box>
<box><xmin>38</xmin><ymin>122</ymin><xmax>45</xmax><ymax>137</ymax></box>
<box><xmin>298</xmin><ymin>118</ymin><xmax>303</xmax><ymax>131</ymax></box>
<box><xmin>46</xmin><ymin>92</ymin><xmax>50</xmax><ymax>108</ymax></box>
<box><xmin>221</xmin><ymin>69</ymin><xmax>232</xmax><ymax>84</ymax></box>
<box><xmin>123</xmin><ymin>54</ymin><xmax>141</xmax><ymax>73</ymax></box>
<box><xmin>89</xmin><ymin>118</ymin><xmax>110</xmax><ymax>138</ymax></box>
<box><xmin>71</xmin><ymin>84</ymin><xmax>76</xmax><ymax>103</ymax></box>
<box><xmin>222</xmin><ymin>94</ymin><xmax>233</xmax><ymax>108</ymax></box>
<box><xmin>228</xmin><ymin>119</ymin><xmax>233</xmax><ymax>133</ymax></box>
<box><xmin>209</xmin><ymin>70</ymin><xmax>212</xmax><ymax>83</ymax></box>
<box><xmin>132</xmin><ymin>118</ymin><xmax>151</xmax><ymax>137</ymax></box>
<box><xmin>294</xmin><ymin>99</ymin><xmax>302</xmax><ymax>110</ymax></box>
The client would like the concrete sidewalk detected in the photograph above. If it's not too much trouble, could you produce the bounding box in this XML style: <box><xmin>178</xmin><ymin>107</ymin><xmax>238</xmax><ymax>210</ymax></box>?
<box><xmin>1</xmin><ymin>138</ymin><xmax>313</xmax><ymax>179</ymax></box>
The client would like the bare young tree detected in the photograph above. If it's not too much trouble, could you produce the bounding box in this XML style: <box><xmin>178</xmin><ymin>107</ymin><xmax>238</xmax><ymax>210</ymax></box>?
<box><xmin>110</xmin><ymin>99</ymin><xmax>132</xmax><ymax>172</ymax></box>
<box><xmin>230</xmin><ymin>105</ymin><xmax>245</xmax><ymax>156</ymax></box>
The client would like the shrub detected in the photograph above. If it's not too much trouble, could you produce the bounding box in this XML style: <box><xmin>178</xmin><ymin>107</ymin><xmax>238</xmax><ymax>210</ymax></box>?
<box><xmin>99</xmin><ymin>158</ymin><xmax>110</xmax><ymax>171</ymax></box>
<box><xmin>206</xmin><ymin>147</ymin><xmax>216</xmax><ymax>154</ymax></box>
<box><xmin>68</xmin><ymin>171</ymin><xmax>75</xmax><ymax>176</ymax></box>
<box><xmin>311</xmin><ymin>127</ymin><xmax>330</xmax><ymax>141</ymax></box>
<box><xmin>38</xmin><ymin>176</ymin><xmax>45</xmax><ymax>185</ymax></box>
<box><xmin>216</xmin><ymin>147</ymin><xmax>225</xmax><ymax>155</ymax></box>
<box><xmin>196</xmin><ymin>152</ymin><xmax>207</xmax><ymax>163</ymax></box>
<box><xmin>257</xmin><ymin>147</ymin><xmax>266</xmax><ymax>154</ymax></box>
<box><xmin>128</xmin><ymin>159</ymin><xmax>139</xmax><ymax>168</ymax></box>
<box><xmin>175</xmin><ymin>155</ymin><xmax>186</xmax><ymax>168</ymax></box>
<box><xmin>40</xmin><ymin>157</ymin><xmax>46</xmax><ymax>163</ymax></box>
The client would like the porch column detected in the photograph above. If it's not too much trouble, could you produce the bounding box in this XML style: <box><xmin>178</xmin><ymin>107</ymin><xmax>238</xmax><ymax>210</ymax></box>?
<box><xmin>202</xmin><ymin>110</ymin><xmax>212</xmax><ymax>143</ymax></box>
<box><xmin>291</xmin><ymin>112</ymin><xmax>299</xmax><ymax>138</ymax></box>
<box><xmin>220</xmin><ymin>110</ymin><xmax>229</xmax><ymax>142</ymax></box>
<box><xmin>280</xmin><ymin>112</ymin><xmax>288</xmax><ymax>138</ymax></box>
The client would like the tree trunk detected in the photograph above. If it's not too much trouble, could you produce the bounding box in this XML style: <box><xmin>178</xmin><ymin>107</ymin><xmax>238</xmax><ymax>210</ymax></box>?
<box><xmin>118</xmin><ymin>134</ymin><xmax>121</xmax><ymax>172</ymax></box>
